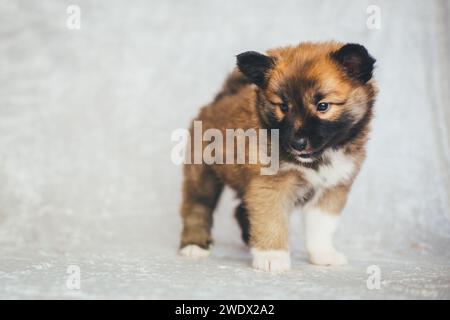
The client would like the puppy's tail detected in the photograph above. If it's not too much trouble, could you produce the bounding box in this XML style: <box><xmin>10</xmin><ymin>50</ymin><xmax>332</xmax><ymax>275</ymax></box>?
<box><xmin>213</xmin><ymin>69</ymin><xmax>252</xmax><ymax>103</ymax></box>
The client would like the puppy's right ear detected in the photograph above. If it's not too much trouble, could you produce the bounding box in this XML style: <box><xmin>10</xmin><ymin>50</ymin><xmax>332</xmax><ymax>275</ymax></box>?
<box><xmin>236</xmin><ymin>51</ymin><xmax>275</xmax><ymax>88</ymax></box>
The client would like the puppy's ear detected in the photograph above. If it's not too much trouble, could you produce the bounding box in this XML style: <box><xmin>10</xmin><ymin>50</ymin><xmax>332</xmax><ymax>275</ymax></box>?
<box><xmin>236</xmin><ymin>51</ymin><xmax>275</xmax><ymax>88</ymax></box>
<box><xmin>331</xmin><ymin>43</ymin><xmax>376</xmax><ymax>83</ymax></box>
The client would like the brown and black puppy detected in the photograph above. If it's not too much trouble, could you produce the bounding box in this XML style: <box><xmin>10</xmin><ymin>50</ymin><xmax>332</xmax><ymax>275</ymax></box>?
<box><xmin>179</xmin><ymin>42</ymin><xmax>376</xmax><ymax>272</ymax></box>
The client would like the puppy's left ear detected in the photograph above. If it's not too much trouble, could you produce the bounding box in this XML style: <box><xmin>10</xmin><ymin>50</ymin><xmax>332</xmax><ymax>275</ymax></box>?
<box><xmin>236</xmin><ymin>51</ymin><xmax>275</xmax><ymax>88</ymax></box>
<box><xmin>331</xmin><ymin>43</ymin><xmax>376</xmax><ymax>84</ymax></box>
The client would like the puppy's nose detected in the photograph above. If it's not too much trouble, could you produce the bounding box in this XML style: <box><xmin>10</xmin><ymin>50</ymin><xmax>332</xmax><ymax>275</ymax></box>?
<box><xmin>291</xmin><ymin>137</ymin><xmax>308</xmax><ymax>152</ymax></box>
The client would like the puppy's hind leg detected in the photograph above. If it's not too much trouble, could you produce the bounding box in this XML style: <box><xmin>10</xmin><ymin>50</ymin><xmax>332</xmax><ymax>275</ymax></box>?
<box><xmin>179</xmin><ymin>164</ymin><xmax>223</xmax><ymax>258</ymax></box>
<box><xmin>235</xmin><ymin>202</ymin><xmax>250</xmax><ymax>246</ymax></box>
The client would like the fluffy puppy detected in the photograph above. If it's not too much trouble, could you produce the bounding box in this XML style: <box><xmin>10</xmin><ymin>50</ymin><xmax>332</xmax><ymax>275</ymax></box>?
<box><xmin>179</xmin><ymin>41</ymin><xmax>377</xmax><ymax>272</ymax></box>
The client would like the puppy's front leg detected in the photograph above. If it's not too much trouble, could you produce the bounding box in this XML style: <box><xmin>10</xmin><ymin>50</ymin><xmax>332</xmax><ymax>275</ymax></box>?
<box><xmin>245</xmin><ymin>177</ymin><xmax>294</xmax><ymax>273</ymax></box>
<box><xmin>304</xmin><ymin>185</ymin><xmax>349</xmax><ymax>266</ymax></box>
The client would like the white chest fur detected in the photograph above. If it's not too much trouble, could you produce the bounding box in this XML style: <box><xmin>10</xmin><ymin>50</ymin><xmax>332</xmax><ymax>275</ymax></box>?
<box><xmin>280</xmin><ymin>149</ymin><xmax>356</xmax><ymax>190</ymax></box>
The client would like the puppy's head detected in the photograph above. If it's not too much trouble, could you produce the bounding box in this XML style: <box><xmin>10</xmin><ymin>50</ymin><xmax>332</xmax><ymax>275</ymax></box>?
<box><xmin>236</xmin><ymin>42</ymin><xmax>377</xmax><ymax>163</ymax></box>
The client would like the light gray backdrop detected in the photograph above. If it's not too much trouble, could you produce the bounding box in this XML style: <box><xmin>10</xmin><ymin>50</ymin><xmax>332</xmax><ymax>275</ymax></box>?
<box><xmin>0</xmin><ymin>0</ymin><xmax>449</xmax><ymax>299</ymax></box>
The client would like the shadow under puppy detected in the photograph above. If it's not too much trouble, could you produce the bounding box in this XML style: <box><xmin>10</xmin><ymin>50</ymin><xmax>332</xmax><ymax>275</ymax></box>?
<box><xmin>179</xmin><ymin>41</ymin><xmax>377</xmax><ymax>272</ymax></box>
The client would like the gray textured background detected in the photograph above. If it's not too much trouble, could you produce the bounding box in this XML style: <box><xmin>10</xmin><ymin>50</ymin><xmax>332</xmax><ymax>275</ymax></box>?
<box><xmin>0</xmin><ymin>0</ymin><xmax>449</xmax><ymax>299</ymax></box>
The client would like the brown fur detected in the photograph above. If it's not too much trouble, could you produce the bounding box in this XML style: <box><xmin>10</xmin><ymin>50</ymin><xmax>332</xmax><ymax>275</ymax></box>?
<box><xmin>180</xmin><ymin>42</ymin><xmax>377</xmax><ymax>252</ymax></box>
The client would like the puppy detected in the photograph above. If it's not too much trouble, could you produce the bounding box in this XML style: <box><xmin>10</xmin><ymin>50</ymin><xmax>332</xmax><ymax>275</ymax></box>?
<box><xmin>179</xmin><ymin>42</ymin><xmax>377</xmax><ymax>272</ymax></box>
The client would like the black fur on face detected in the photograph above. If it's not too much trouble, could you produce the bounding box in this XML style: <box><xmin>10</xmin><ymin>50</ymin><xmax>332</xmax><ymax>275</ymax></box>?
<box><xmin>238</xmin><ymin>43</ymin><xmax>375</xmax><ymax>164</ymax></box>
<box><xmin>256</xmin><ymin>74</ymin><xmax>370</xmax><ymax>163</ymax></box>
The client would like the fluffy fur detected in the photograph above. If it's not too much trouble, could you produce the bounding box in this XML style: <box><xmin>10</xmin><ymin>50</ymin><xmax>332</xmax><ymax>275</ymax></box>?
<box><xmin>179</xmin><ymin>41</ymin><xmax>377</xmax><ymax>272</ymax></box>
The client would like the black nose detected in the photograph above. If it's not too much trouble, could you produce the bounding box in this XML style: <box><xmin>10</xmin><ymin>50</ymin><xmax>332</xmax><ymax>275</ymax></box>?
<box><xmin>291</xmin><ymin>138</ymin><xmax>308</xmax><ymax>151</ymax></box>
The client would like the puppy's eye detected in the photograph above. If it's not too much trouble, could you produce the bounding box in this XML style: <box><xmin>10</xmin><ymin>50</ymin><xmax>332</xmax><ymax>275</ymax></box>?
<box><xmin>316</xmin><ymin>102</ymin><xmax>330</xmax><ymax>113</ymax></box>
<box><xmin>280</xmin><ymin>103</ymin><xmax>289</xmax><ymax>113</ymax></box>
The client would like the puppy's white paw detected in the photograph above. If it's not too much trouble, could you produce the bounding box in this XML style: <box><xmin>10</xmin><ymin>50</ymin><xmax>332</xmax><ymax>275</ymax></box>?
<box><xmin>179</xmin><ymin>244</ymin><xmax>210</xmax><ymax>258</ymax></box>
<box><xmin>309</xmin><ymin>249</ymin><xmax>348</xmax><ymax>266</ymax></box>
<box><xmin>251</xmin><ymin>249</ymin><xmax>291</xmax><ymax>273</ymax></box>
